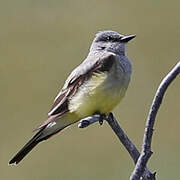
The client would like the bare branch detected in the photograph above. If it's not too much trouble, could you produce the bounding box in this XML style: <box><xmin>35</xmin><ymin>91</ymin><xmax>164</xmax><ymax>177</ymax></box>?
<box><xmin>130</xmin><ymin>61</ymin><xmax>180</xmax><ymax>180</ymax></box>
<box><xmin>78</xmin><ymin>114</ymin><xmax>101</xmax><ymax>128</ymax></box>
<box><xmin>78</xmin><ymin>114</ymin><xmax>155</xmax><ymax>180</ymax></box>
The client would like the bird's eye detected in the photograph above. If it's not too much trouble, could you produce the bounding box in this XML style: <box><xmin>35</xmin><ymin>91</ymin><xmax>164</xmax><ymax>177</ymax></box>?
<box><xmin>106</xmin><ymin>37</ymin><xmax>110</xmax><ymax>41</ymax></box>
<box><xmin>105</xmin><ymin>36</ymin><xmax>119</xmax><ymax>42</ymax></box>
<box><xmin>106</xmin><ymin>36</ymin><xmax>113</xmax><ymax>41</ymax></box>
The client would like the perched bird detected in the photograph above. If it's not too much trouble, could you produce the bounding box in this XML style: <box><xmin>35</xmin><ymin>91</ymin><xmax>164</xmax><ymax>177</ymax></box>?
<box><xmin>9</xmin><ymin>30</ymin><xmax>135</xmax><ymax>165</ymax></box>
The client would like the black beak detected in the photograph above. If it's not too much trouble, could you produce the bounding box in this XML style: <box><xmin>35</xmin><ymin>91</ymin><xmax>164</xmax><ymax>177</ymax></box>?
<box><xmin>121</xmin><ymin>34</ymin><xmax>136</xmax><ymax>42</ymax></box>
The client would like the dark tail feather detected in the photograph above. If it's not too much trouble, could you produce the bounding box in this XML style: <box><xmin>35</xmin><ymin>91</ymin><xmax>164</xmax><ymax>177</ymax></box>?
<box><xmin>8</xmin><ymin>130</ymin><xmax>43</xmax><ymax>165</ymax></box>
<box><xmin>9</xmin><ymin>119</ymin><xmax>68</xmax><ymax>165</ymax></box>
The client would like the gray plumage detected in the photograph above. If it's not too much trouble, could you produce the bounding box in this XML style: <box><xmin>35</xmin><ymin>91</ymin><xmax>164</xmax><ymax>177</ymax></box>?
<box><xmin>9</xmin><ymin>30</ymin><xmax>135</xmax><ymax>165</ymax></box>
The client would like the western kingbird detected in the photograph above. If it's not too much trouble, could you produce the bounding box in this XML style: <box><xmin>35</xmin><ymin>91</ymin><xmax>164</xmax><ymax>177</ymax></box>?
<box><xmin>9</xmin><ymin>30</ymin><xmax>135</xmax><ymax>165</ymax></box>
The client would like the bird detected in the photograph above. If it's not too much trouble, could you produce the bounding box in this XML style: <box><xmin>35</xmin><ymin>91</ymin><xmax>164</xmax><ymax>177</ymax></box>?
<box><xmin>9</xmin><ymin>30</ymin><xmax>135</xmax><ymax>165</ymax></box>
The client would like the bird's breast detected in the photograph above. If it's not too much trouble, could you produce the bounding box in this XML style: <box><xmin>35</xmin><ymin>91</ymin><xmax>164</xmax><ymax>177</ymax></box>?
<box><xmin>69</xmin><ymin>63</ymin><xmax>130</xmax><ymax>118</ymax></box>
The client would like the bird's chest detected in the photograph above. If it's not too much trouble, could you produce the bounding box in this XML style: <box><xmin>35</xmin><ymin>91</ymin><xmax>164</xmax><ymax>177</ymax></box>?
<box><xmin>69</xmin><ymin>65</ymin><xmax>130</xmax><ymax>118</ymax></box>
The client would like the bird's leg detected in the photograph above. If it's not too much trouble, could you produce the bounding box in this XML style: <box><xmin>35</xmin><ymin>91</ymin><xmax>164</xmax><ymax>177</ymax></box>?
<box><xmin>98</xmin><ymin>113</ymin><xmax>106</xmax><ymax>125</ymax></box>
<box><xmin>93</xmin><ymin>111</ymin><xmax>106</xmax><ymax>125</ymax></box>
<box><xmin>78</xmin><ymin>112</ymin><xmax>107</xmax><ymax>128</ymax></box>
<box><xmin>105</xmin><ymin>112</ymin><xmax>114</xmax><ymax>122</ymax></box>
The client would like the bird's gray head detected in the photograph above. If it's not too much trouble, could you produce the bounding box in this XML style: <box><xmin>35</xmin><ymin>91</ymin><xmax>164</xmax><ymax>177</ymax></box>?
<box><xmin>90</xmin><ymin>30</ymin><xmax>136</xmax><ymax>55</ymax></box>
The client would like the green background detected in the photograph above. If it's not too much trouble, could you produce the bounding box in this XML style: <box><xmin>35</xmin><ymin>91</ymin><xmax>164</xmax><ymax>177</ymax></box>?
<box><xmin>1</xmin><ymin>0</ymin><xmax>180</xmax><ymax>179</ymax></box>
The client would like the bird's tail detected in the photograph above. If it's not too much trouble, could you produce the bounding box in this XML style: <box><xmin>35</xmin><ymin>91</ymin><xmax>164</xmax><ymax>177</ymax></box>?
<box><xmin>8</xmin><ymin>129</ymin><xmax>44</xmax><ymax>165</ymax></box>
<box><xmin>8</xmin><ymin>125</ymin><xmax>66</xmax><ymax>165</ymax></box>
<box><xmin>9</xmin><ymin>113</ymin><xmax>78</xmax><ymax>165</ymax></box>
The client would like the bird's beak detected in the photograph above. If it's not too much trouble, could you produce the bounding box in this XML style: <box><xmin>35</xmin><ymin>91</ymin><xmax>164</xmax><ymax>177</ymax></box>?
<box><xmin>121</xmin><ymin>34</ymin><xmax>136</xmax><ymax>42</ymax></box>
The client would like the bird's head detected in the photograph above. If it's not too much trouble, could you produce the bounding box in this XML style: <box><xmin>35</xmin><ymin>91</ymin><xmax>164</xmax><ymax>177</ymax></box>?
<box><xmin>90</xmin><ymin>30</ymin><xmax>136</xmax><ymax>55</ymax></box>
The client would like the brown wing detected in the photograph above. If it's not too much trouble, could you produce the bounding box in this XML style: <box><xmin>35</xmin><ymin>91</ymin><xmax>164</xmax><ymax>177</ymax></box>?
<box><xmin>36</xmin><ymin>52</ymin><xmax>116</xmax><ymax>130</ymax></box>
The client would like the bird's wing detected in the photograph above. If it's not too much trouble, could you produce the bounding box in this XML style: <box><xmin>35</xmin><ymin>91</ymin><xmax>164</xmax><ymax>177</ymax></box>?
<box><xmin>36</xmin><ymin>52</ymin><xmax>116</xmax><ymax>130</ymax></box>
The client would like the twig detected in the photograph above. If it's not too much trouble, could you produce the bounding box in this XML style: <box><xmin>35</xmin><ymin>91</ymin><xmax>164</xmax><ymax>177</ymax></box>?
<box><xmin>78</xmin><ymin>114</ymin><xmax>101</xmax><ymax>128</ymax></box>
<box><xmin>78</xmin><ymin>114</ymin><xmax>155</xmax><ymax>180</ymax></box>
<box><xmin>130</xmin><ymin>61</ymin><xmax>180</xmax><ymax>180</ymax></box>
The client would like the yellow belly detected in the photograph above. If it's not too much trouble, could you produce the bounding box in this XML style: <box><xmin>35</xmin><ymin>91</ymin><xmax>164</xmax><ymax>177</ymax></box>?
<box><xmin>69</xmin><ymin>72</ymin><xmax>127</xmax><ymax>118</ymax></box>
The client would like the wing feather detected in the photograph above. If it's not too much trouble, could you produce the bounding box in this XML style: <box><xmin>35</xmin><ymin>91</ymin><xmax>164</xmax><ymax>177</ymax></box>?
<box><xmin>37</xmin><ymin>52</ymin><xmax>116</xmax><ymax>129</ymax></box>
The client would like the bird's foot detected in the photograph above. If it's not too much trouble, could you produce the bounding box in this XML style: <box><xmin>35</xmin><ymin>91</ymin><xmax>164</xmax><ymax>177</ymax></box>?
<box><xmin>98</xmin><ymin>114</ymin><xmax>106</xmax><ymax>125</ymax></box>
<box><xmin>106</xmin><ymin>112</ymin><xmax>114</xmax><ymax>122</ymax></box>
<box><xmin>78</xmin><ymin>113</ymin><xmax>111</xmax><ymax>129</ymax></box>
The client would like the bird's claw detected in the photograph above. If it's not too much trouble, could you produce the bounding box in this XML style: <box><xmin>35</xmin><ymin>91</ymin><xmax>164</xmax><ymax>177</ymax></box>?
<box><xmin>99</xmin><ymin>119</ymin><xmax>103</xmax><ymax>125</ymax></box>
<box><xmin>99</xmin><ymin>114</ymin><xmax>106</xmax><ymax>125</ymax></box>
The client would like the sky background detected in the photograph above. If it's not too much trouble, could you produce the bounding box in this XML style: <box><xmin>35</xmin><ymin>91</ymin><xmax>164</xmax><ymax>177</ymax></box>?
<box><xmin>1</xmin><ymin>0</ymin><xmax>180</xmax><ymax>179</ymax></box>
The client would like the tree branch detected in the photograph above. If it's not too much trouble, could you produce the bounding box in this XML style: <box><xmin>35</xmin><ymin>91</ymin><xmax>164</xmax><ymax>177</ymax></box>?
<box><xmin>78</xmin><ymin>62</ymin><xmax>180</xmax><ymax>180</ymax></box>
<box><xmin>78</xmin><ymin>114</ymin><xmax>155</xmax><ymax>180</ymax></box>
<box><xmin>130</xmin><ymin>61</ymin><xmax>180</xmax><ymax>180</ymax></box>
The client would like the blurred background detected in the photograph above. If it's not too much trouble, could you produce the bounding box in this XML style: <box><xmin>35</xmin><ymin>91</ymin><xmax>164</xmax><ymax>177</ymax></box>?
<box><xmin>1</xmin><ymin>0</ymin><xmax>180</xmax><ymax>179</ymax></box>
